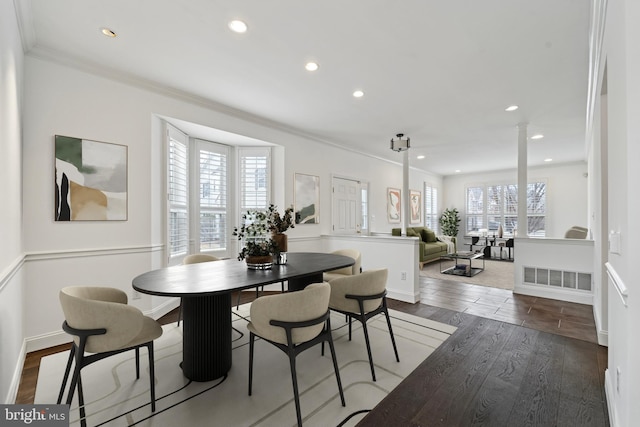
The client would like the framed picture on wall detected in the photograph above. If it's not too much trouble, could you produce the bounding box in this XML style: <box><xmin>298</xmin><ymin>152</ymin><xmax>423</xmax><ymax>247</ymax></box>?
<box><xmin>294</xmin><ymin>173</ymin><xmax>320</xmax><ymax>224</ymax></box>
<box><xmin>387</xmin><ymin>187</ymin><xmax>401</xmax><ymax>223</ymax></box>
<box><xmin>410</xmin><ymin>189</ymin><xmax>422</xmax><ymax>224</ymax></box>
<box><xmin>54</xmin><ymin>135</ymin><xmax>128</xmax><ymax>221</ymax></box>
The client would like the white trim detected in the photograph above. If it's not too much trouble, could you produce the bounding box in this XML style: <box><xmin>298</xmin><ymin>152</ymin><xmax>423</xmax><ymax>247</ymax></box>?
<box><xmin>513</xmin><ymin>283</ymin><xmax>593</xmax><ymax>305</ymax></box>
<box><xmin>593</xmin><ymin>305</ymin><xmax>609</xmax><ymax>347</ymax></box>
<box><xmin>605</xmin><ymin>262</ymin><xmax>627</xmax><ymax>306</ymax></box>
<box><xmin>605</xmin><ymin>369</ymin><xmax>619</xmax><ymax>427</ymax></box>
<box><xmin>4</xmin><ymin>341</ymin><xmax>26</xmax><ymax>404</ymax></box>
<box><xmin>0</xmin><ymin>254</ymin><xmax>24</xmax><ymax>292</ymax></box>
<box><xmin>24</xmin><ymin>244</ymin><xmax>164</xmax><ymax>261</ymax></box>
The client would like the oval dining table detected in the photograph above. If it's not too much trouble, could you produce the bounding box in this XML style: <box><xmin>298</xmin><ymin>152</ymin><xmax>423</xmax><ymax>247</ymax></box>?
<box><xmin>132</xmin><ymin>252</ymin><xmax>354</xmax><ymax>382</ymax></box>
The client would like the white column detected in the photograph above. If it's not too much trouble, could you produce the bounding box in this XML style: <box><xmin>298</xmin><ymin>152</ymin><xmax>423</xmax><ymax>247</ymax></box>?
<box><xmin>402</xmin><ymin>149</ymin><xmax>410</xmax><ymax>235</ymax></box>
<box><xmin>517</xmin><ymin>122</ymin><xmax>528</xmax><ymax>237</ymax></box>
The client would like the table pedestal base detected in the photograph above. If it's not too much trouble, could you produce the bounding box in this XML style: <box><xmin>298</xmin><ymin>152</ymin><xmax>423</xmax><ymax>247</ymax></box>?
<box><xmin>182</xmin><ymin>294</ymin><xmax>231</xmax><ymax>381</ymax></box>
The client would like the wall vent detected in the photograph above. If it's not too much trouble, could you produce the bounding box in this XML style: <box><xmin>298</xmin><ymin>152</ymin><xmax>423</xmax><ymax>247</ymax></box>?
<box><xmin>523</xmin><ymin>266</ymin><xmax>592</xmax><ymax>291</ymax></box>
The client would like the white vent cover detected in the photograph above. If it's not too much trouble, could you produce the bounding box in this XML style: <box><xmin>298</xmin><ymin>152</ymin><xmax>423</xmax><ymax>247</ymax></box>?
<box><xmin>523</xmin><ymin>267</ymin><xmax>592</xmax><ymax>291</ymax></box>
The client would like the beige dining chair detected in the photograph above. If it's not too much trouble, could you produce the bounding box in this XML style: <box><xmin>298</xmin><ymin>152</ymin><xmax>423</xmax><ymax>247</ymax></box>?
<box><xmin>247</xmin><ymin>282</ymin><xmax>345</xmax><ymax>427</ymax></box>
<box><xmin>57</xmin><ymin>286</ymin><xmax>163</xmax><ymax>427</ymax></box>
<box><xmin>327</xmin><ymin>268</ymin><xmax>399</xmax><ymax>381</ymax></box>
<box><xmin>322</xmin><ymin>248</ymin><xmax>362</xmax><ymax>282</ymax></box>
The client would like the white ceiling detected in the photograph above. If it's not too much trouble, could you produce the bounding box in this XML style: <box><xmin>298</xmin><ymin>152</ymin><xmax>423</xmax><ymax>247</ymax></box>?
<box><xmin>19</xmin><ymin>0</ymin><xmax>591</xmax><ymax>176</ymax></box>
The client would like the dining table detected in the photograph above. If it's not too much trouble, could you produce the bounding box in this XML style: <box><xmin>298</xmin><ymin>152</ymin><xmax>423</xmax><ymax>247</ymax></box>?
<box><xmin>132</xmin><ymin>252</ymin><xmax>354</xmax><ymax>381</ymax></box>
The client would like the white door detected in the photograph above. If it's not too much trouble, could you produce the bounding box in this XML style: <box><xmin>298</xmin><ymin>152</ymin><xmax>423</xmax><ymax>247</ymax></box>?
<box><xmin>332</xmin><ymin>177</ymin><xmax>360</xmax><ymax>234</ymax></box>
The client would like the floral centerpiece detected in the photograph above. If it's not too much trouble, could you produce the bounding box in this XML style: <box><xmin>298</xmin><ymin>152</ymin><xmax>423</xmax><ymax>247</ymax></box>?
<box><xmin>233</xmin><ymin>204</ymin><xmax>294</xmax><ymax>268</ymax></box>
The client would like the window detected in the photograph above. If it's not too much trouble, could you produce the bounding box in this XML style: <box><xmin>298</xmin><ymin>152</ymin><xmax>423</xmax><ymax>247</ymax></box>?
<box><xmin>196</xmin><ymin>140</ymin><xmax>228</xmax><ymax>252</ymax></box>
<box><xmin>166</xmin><ymin>123</ymin><xmax>271</xmax><ymax>265</ymax></box>
<box><xmin>424</xmin><ymin>184</ymin><xmax>438</xmax><ymax>232</ymax></box>
<box><xmin>465</xmin><ymin>181</ymin><xmax>546</xmax><ymax>237</ymax></box>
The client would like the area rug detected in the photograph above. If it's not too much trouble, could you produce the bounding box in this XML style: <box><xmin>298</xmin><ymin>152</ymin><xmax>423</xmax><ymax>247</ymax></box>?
<box><xmin>420</xmin><ymin>258</ymin><xmax>515</xmax><ymax>290</ymax></box>
<box><xmin>35</xmin><ymin>304</ymin><xmax>456</xmax><ymax>427</ymax></box>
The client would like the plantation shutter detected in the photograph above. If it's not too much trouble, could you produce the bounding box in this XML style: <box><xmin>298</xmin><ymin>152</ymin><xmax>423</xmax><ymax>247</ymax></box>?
<box><xmin>167</xmin><ymin>125</ymin><xmax>189</xmax><ymax>261</ymax></box>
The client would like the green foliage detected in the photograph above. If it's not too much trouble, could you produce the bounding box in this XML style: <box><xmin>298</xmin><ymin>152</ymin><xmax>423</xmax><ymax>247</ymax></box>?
<box><xmin>439</xmin><ymin>208</ymin><xmax>460</xmax><ymax>237</ymax></box>
<box><xmin>232</xmin><ymin>204</ymin><xmax>294</xmax><ymax>260</ymax></box>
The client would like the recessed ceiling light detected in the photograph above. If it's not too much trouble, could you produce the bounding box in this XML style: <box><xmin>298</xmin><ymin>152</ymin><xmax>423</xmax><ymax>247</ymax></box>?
<box><xmin>505</xmin><ymin>105</ymin><xmax>519</xmax><ymax>112</ymax></box>
<box><xmin>417</xmin><ymin>155</ymin><xmax>425</xmax><ymax>160</ymax></box>
<box><xmin>305</xmin><ymin>62</ymin><xmax>319</xmax><ymax>71</ymax></box>
<box><xmin>455</xmin><ymin>169</ymin><xmax>461</xmax><ymax>173</ymax></box>
<box><xmin>353</xmin><ymin>90</ymin><xmax>364</xmax><ymax>98</ymax></box>
<box><xmin>531</xmin><ymin>134</ymin><xmax>545</xmax><ymax>140</ymax></box>
<box><xmin>100</xmin><ymin>27</ymin><xmax>117</xmax><ymax>38</ymax></box>
<box><xmin>228</xmin><ymin>20</ymin><xmax>248</xmax><ymax>33</ymax></box>
<box><xmin>544</xmin><ymin>158</ymin><xmax>553</xmax><ymax>162</ymax></box>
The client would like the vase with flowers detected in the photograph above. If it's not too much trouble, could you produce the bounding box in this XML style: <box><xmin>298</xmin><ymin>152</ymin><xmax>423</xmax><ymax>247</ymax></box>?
<box><xmin>232</xmin><ymin>204</ymin><xmax>294</xmax><ymax>269</ymax></box>
<box><xmin>267</xmin><ymin>204</ymin><xmax>295</xmax><ymax>263</ymax></box>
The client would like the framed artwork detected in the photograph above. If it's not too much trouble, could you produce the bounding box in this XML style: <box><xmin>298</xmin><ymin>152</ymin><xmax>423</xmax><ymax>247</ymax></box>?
<box><xmin>387</xmin><ymin>187</ymin><xmax>401</xmax><ymax>223</ymax></box>
<box><xmin>410</xmin><ymin>189</ymin><xmax>422</xmax><ymax>224</ymax></box>
<box><xmin>54</xmin><ymin>135</ymin><xmax>128</xmax><ymax>221</ymax></box>
<box><xmin>294</xmin><ymin>173</ymin><xmax>320</xmax><ymax>224</ymax></box>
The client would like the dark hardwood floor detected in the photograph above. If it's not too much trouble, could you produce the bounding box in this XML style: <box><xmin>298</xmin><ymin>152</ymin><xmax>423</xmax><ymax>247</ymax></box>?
<box><xmin>16</xmin><ymin>282</ymin><xmax>609</xmax><ymax>426</ymax></box>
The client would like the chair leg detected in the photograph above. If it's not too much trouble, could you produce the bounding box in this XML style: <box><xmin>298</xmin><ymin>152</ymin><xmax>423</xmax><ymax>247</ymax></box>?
<box><xmin>382</xmin><ymin>302</ymin><xmax>400</xmax><ymax>363</ymax></box>
<box><xmin>359</xmin><ymin>313</ymin><xmax>377</xmax><ymax>381</ymax></box>
<box><xmin>77</xmin><ymin>374</ymin><xmax>87</xmax><ymax>427</ymax></box>
<box><xmin>287</xmin><ymin>351</ymin><xmax>303</xmax><ymax>427</ymax></box>
<box><xmin>326</xmin><ymin>321</ymin><xmax>346</xmax><ymax>407</ymax></box>
<box><xmin>135</xmin><ymin>347</ymin><xmax>140</xmax><ymax>379</ymax></box>
<box><xmin>148</xmin><ymin>342</ymin><xmax>156</xmax><ymax>412</ymax></box>
<box><xmin>248</xmin><ymin>333</ymin><xmax>255</xmax><ymax>396</ymax></box>
<box><xmin>57</xmin><ymin>344</ymin><xmax>76</xmax><ymax>404</ymax></box>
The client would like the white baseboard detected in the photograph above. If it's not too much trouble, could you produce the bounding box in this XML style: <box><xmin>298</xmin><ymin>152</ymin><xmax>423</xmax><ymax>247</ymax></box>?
<box><xmin>604</xmin><ymin>369</ymin><xmax>618</xmax><ymax>427</ymax></box>
<box><xmin>592</xmin><ymin>305</ymin><xmax>609</xmax><ymax>346</ymax></box>
<box><xmin>513</xmin><ymin>283</ymin><xmax>593</xmax><ymax>305</ymax></box>
<box><xmin>5</xmin><ymin>341</ymin><xmax>27</xmax><ymax>404</ymax></box>
<box><xmin>387</xmin><ymin>289</ymin><xmax>419</xmax><ymax>304</ymax></box>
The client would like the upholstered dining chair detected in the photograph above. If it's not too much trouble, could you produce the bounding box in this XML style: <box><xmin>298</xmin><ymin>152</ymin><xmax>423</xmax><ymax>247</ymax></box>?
<box><xmin>247</xmin><ymin>282</ymin><xmax>345</xmax><ymax>427</ymax></box>
<box><xmin>322</xmin><ymin>248</ymin><xmax>362</xmax><ymax>282</ymax></box>
<box><xmin>181</xmin><ymin>254</ymin><xmax>221</xmax><ymax>325</ymax></box>
<box><xmin>327</xmin><ymin>268</ymin><xmax>399</xmax><ymax>381</ymax></box>
<box><xmin>57</xmin><ymin>286</ymin><xmax>163</xmax><ymax>427</ymax></box>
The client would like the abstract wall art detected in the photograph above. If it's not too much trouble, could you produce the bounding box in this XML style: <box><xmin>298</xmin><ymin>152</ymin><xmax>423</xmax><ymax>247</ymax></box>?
<box><xmin>55</xmin><ymin>135</ymin><xmax>128</xmax><ymax>221</ymax></box>
<box><xmin>410</xmin><ymin>189</ymin><xmax>422</xmax><ymax>224</ymax></box>
<box><xmin>387</xmin><ymin>187</ymin><xmax>401</xmax><ymax>223</ymax></box>
<box><xmin>294</xmin><ymin>173</ymin><xmax>320</xmax><ymax>224</ymax></box>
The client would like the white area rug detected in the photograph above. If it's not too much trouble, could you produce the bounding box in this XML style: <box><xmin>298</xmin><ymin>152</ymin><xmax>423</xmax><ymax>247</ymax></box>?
<box><xmin>35</xmin><ymin>304</ymin><xmax>455</xmax><ymax>427</ymax></box>
<box><xmin>420</xmin><ymin>258</ymin><xmax>515</xmax><ymax>290</ymax></box>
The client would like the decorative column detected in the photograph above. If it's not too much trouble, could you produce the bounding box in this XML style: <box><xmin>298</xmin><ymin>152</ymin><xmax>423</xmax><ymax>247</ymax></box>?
<box><xmin>517</xmin><ymin>122</ymin><xmax>528</xmax><ymax>237</ymax></box>
<box><xmin>402</xmin><ymin>149</ymin><xmax>410</xmax><ymax>236</ymax></box>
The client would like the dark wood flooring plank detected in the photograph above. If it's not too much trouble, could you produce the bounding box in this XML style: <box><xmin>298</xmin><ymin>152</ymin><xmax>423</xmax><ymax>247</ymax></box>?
<box><xmin>505</xmin><ymin>333</ymin><xmax>566</xmax><ymax>426</ymax></box>
<box><xmin>556</xmin><ymin>339</ymin><xmax>609</xmax><ymax>426</ymax></box>
<box><xmin>356</xmin><ymin>314</ymin><xmax>506</xmax><ymax>426</ymax></box>
<box><xmin>455</xmin><ymin>325</ymin><xmax>541</xmax><ymax>426</ymax></box>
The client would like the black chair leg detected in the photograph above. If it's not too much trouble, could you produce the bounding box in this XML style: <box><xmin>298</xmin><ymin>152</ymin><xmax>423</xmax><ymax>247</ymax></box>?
<box><xmin>248</xmin><ymin>333</ymin><xmax>255</xmax><ymax>395</ymax></box>
<box><xmin>77</xmin><ymin>374</ymin><xmax>87</xmax><ymax>427</ymax></box>
<box><xmin>359</xmin><ymin>313</ymin><xmax>377</xmax><ymax>381</ymax></box>
<box><xmin>148</xmin><ymin>342</ymin><xmax>156</xmax><ymax>412</ymax></box>
<box><xmin>287</xmin><ymin>351</ymin><xmax>303</xmax><ymax>427</ymax></box>
<box><xmin>135</xmin><ymin>347</ymin><xmax>140</xmax><ymax>379</ymax></box>
<box><xmin>326</xmin><ymin>321</ymin><xmax>346</xmax><ymax>407</ymax></box>
<box><xmin>383</xmin><ymin>305</ymin><xmax>400</xmax><ymax>363</ymax></box>
<box><xmin>57</xmin><ymin>345</ymin><xmax>76</xmax><ymax>404</ymax></box>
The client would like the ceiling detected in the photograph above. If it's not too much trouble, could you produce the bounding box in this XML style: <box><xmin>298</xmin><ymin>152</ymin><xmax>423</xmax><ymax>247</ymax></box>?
<box><xmin>18</xmin><ymin>0</ymin><xmax>591</xmax><ymax>176</ymax></box>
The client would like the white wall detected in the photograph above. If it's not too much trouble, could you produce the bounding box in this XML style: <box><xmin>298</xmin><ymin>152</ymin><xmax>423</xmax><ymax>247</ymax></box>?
<box><xmin>19</xmin><ymin>55</ymin><xmax>441</xmax><ymax>354</ymax></box>
<box><xmin>0</xmin><ymin>0</ymin><xmax>25</xmax><ymax>404</ymax></box>
<box><xmin>442</xmin><ymin>162</ymin><xmax>588</xmax><ymax>240</ymax></box>
<box><xmin>598</xmin><ymin>0</ymin><xmax>640</xmax><ymax>425</ymax></box>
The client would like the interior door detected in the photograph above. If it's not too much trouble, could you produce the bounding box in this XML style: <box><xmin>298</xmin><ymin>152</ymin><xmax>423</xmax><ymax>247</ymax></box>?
<box><xmin>332</xmin><ymin>176</ymin><xmax>360</xmax><ymax>234</ymax></box>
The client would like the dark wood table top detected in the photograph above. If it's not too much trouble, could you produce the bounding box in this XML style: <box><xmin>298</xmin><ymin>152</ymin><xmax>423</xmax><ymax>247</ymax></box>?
<box><xmin>132</xmin><ymin>252</ymin><xmax>354</xmax><ymax>297</ymax></box>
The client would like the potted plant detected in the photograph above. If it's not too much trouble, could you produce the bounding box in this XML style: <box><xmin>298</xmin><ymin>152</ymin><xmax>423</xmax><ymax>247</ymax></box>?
<box><xmin>267</xmin><ymin>203</ymin><xmax>295</xmax><ymax>254</ymax></box>
<box><xmin>233</xmin><ymin>204</ymin><xmax>294</xmax><ymax>268</ymax></box>
<box><xmin>439</xmin><ymin>207</ymin><xmax>460</xmax><ymax>237</ymax></box>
